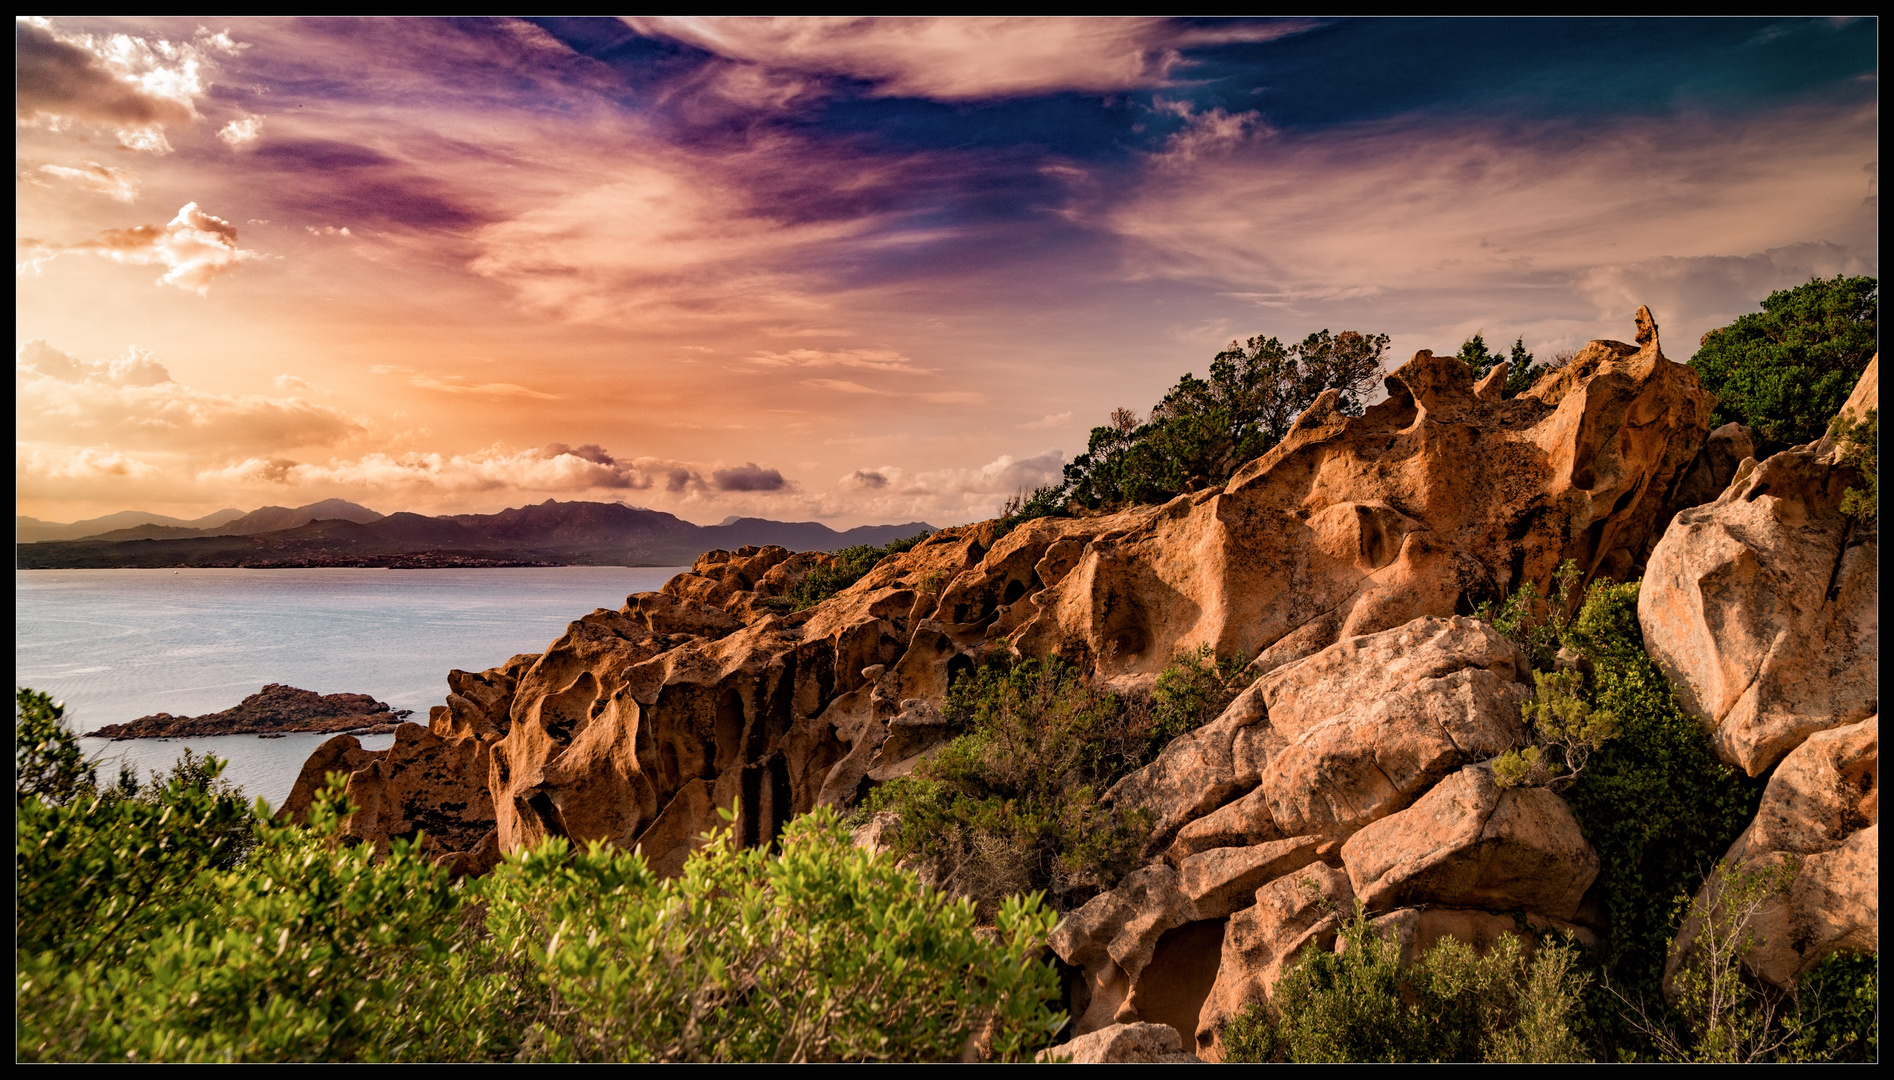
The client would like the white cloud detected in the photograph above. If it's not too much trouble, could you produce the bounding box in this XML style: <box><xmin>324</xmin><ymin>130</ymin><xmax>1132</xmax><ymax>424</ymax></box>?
<box><xmin>17</xmin><ymin>202</ymin><xmax>258</xmax><ymax>294</ymax></box>
<box><xmin>14</xmin><ymin>19</ymin><xmax>241</xmax><ymax>152</ymax></box>
<box><xmin>31</xmin><ymin>161</ymin><xmax>141</xmax><ymax>202</ymax></box>
<box><xmin>217</xmin><ymin>113</ymin><xmax>263</xmax><ymax>149</ymax></box>
<box><xmin>1021</xmin><ymin>411</ymin><xmax>1073</xmax><ymax>430</ymax></box>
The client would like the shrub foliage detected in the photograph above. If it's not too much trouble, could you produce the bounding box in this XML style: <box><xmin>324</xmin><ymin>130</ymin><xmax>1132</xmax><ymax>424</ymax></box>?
<box><xmin>865</xmin><ymin>647</ymin><xmax>1247</xmax><ymax>914</ymax></box>
<box><xmin>1221</xmin><ymin>900</ymin><xmax>1593</xmax><ymax>1062</ymax></box>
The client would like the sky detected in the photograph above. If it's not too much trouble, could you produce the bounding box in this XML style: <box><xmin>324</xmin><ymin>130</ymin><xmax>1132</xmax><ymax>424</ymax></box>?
<box><xmin>15</xmin><ymin>16</ymin><xmax>1879</xmax><ymax>527</ymax></box>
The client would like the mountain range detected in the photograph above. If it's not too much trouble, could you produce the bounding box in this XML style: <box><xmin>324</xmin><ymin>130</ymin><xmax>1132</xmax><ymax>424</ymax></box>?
<box><xmin>15</xmin><ymin>500</ymin><xmax>935</xmax><ymax>569</ymax></box>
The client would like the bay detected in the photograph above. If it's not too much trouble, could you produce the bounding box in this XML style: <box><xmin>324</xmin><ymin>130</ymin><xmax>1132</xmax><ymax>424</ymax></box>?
<box><xmin>15</xmin><ymin>566</ymin><xmax>686</xmax><ymax>809</ymax></box>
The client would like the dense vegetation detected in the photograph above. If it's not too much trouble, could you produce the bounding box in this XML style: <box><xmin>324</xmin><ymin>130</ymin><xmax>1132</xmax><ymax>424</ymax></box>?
<box><xmin>1222</xmin><ymin>903</ymin><xmax>1592</xmax><ymax>1062</ymax></box>
<box><xmin>1689</xmin><ymin>274</ymin><xmax>1878</xmax><ymax>451</ymax></box>
<box><xmin>15</xmin><ymin>689</ymin><xmax>1063</xmax><ymax>1062</ymax></box>
<box><xmin>864</xmin><ymin>648</ymin><xmax>1248</xmax><ymax>915</ymax></box>
<box><xmin>762</xmin><ymin>531</ymin><xmax>931</xmax><ymax>612</ymax></box>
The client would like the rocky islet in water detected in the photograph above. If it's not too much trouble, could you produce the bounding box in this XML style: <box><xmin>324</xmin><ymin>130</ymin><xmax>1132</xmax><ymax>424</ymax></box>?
<box><xmin>90</xmin><ymin>683</ymin><xmax>413</xmax><ymax>740</ymax></box>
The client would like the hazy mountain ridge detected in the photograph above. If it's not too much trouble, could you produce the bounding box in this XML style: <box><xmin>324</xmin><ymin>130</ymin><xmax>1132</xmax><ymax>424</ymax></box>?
<box><xmin>15</xmin><ymin>498</ymin><xmax>937</xmax><ymax>569</ymax></box>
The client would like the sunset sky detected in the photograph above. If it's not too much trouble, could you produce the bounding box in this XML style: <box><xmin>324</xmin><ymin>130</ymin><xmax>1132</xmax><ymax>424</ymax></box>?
<box><xmin>15</xmin><ymin>17</ymin><xmax>1879</xmax><ymax>527</ymax></box>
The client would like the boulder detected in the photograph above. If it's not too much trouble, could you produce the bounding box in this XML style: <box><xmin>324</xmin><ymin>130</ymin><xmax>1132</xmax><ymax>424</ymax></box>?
<box><xmin>1195</xmin><ymin>863</ymin><xmax>1354</xmax><ymax>1055</ymax></box>
<box><xmin>1255</xmin><ymin>616</ymin><xmax>1530</xmax><ymax>839</ymax></box>
<box><xmin>1104</xmin><ymin>681</ymin><xmax>1279</xmax><ymax>856</ymax></box>
<box><xmin>1037</xmin><ymin>1022</ymin><xmax>1202</xmax><ymax>1064</ymax></box>
<box><xmin>1639</xmin><ymin>355</ymin><xmax>1877</xmax><ymax>776</ymax></box>
<box><xmin>1666</xmin><ymin>716</ymin><xmax>1877</xmax><ymax>993</ymax></box>
<box><xmin>1340</xmin><ymin>765</ymin><xmax>1599</xmax><ymax>921</ymax></box>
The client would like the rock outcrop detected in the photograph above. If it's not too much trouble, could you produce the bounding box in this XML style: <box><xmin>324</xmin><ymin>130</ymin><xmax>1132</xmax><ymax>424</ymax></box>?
<box><xmin>94</xmin><ymin>683</ymin><xmax>411</xmax><ymax>740</ymax></box>
<box><xmin>1666</xmin><ymin>716</ymin><xmax>1877</xmax><ymax>992</ymax></box>
<box><xmin>1037</xmin><ymin>1021</ymin><xmax>1202</xmax><ymax>1063</ymax></box>
<box><xmin>1639</xmin><ymin>355</ymin><xmax>1878</xmax><ymax>777</ymax></box>
<box><xmin>1649</xmin><ymin>358</ymin><xmax>1878</xmax><ymax>1000</ymax></box>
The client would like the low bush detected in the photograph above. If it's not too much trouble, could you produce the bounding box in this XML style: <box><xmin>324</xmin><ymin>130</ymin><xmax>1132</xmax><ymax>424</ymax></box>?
<box><xmin>764</xmin><ymin>531</ymin><xmax>931</xmax><ymax>612</ymax></box>
<box><xmin>865</xmin><ymin>647</ymin><xmax>1247</xmax><ymax>914</ymax></box>
<box><xmin>1220</xmin><ymin>899</ymin><xmax>1593</xmax><ymax>1062</ymax></box>
<box><xmin>475</xmin><ymin>807</ymin><xmax>1064</xmax><ymax>1062</ymax></box>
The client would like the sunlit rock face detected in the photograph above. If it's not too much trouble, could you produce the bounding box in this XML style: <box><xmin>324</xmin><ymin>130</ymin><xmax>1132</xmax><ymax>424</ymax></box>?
<box><xmin>1639</xmin><ymin>354</ymin><xmax>1879</xmax><ymax>778</ymax></box>
<box><xmin>1011</xmin><ymin>305</ymin><xmax>1714</xmax><ymax>683</ymax></box>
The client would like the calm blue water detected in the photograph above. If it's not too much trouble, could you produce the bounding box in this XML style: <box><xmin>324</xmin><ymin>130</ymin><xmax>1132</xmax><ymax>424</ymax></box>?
<box><xmin>15</xmin><ymin>566</ymin><xmax>686</xmax><ymax>809</ymax></box>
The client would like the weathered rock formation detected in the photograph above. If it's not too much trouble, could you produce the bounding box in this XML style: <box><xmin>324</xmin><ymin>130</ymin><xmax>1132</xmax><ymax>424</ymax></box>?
<box><xmin>1049</xmin><ymin>618</ymin><xmax>1600</xmax><ymax>1057</ymax></box>
<box><xmin>1666</xmin><ymin>716</ymin><xmax>1877</xmax><ymax>993</ymax></box>
<box><xmin>1650</xmin><ymin>356</ymin><xmax>1878</xmax><ymax>996</ymax></box>
<box><xmin>1639</xmin><ymin>355</ymin><xmax>1879</xmax><ymax>777</ymax></box>
<box><xmin>93</xmin><ymin>683</ymin><xmax>410</xmax><ymax>739</ymax></box>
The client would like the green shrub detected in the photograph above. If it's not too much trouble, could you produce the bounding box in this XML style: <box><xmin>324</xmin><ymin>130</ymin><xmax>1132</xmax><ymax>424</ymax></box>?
<box><xmin>866</xmin><ymin>648</ymin><xmax>1246</xmax><ymax>914</ymax></box>
<box><xmin>1221</xmin><ymin>900</ymin><xmax>1592</xmax><ymax>1062</ymax></box>
<box><xmin>1784</xmin><ymin>950</ymin><xmax>1879</xmax><ymax>1062</ymax></box>
<box><xmin>1474</xmin><ymin>557</ymin><xmax>1579</xmax><ymax>670</ymax></box>
<box><xmin>1830</xmin><ymin>406</ymin><xmax>1877</xmax><ymax>523</ymax></box>
<box><xmin>765</xmin><ymin>531</ymin><xmax>931</xmax><ymax>612</ymax></box>
<box><xmin>474</xmin><ymin>807</ymin><xmax>1064</xmax><ymax>1062</ymax></box>
<box><xmin>1557</xmin><ymin>579</ymin><xmax>1764</xmax><ymax>1015</ymax></box>
<box><xmin>17</xmin><ymin>688</ymin><xmax>1061</xmax><ymax>1062</ymax></box>
<box><xmin>1689</xmin><ymin>274</ymin><xmax>1877</xmax><ymax>451</ymax></box>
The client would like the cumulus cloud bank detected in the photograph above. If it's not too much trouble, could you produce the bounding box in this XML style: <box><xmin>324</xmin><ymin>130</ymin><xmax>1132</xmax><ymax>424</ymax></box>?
<box><xmin>18</xmin><ymin>202</ymin><xmax>257</xmax><ymax>293</ymax></box>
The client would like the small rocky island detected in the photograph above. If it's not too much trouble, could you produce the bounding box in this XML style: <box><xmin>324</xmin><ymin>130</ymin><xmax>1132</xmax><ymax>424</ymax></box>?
<box><xmin>92</xmin><ymin>684</ymin><xmax>413</xmax><ymax>740</ymax></box>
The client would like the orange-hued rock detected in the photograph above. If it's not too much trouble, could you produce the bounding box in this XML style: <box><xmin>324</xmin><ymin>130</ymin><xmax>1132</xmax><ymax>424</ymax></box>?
<box><xmin>1195</xmin><ymin>863</ymin><xmax>1354</xmax><ymax>1055</ymax></box>
<box><xmin>1639</xmin><ymin>355</ymin><xmax>1879</xmax><ymax>777</ymax></box>
<box><xmin>1339</xmin><ymin>764</ymin><xmax>1599</xmax><ymax>921</ymax></box>
<box><xmin>1012</xmin><ymin>307</ymin><xmax>1712</xmax><ymax>681</ymax></box>
<box><xmin>1255</xmin><ymin>616</ymin><xmax>1530</xmax><ymax>840</ymax></box>
<box><xmin>1666</xmin><ymin>716</ymin><xmax>1877</xmax><ymax>994</ymax></box>
<box><xmin>280</xmin><ymin>722</ymin><xmax>495</xmax><ymax>857</ymax></box>
<box><xmin>1037</xmin><ymin>1021</ymin><xmax>1202</xmax><ymax>1064</ymax></box>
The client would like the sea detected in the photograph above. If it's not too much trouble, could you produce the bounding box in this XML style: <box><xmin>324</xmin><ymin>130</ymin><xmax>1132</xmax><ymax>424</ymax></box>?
<box><xmin>15</xmin><ymin>566</ymin><xmax>687</xmax><ymax>810</ymax></box>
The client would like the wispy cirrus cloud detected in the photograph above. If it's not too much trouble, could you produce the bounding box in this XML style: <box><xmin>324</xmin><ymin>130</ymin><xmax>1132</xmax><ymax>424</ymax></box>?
<box><xmin>26</xmin><ymin>161</ymin><xmax>141</xmax><ymax>203</ymax></box>
<box><xmin>623</xmin><ymin>17</ymin><xmax>1314</xmax><ymax>101</ymax></box>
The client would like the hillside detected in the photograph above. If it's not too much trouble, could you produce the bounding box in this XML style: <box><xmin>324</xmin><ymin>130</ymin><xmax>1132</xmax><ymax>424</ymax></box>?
<box><xmin>15</xmin><ymin>499</ymin><xmax>935</xmax><ymax>569</ymax></box>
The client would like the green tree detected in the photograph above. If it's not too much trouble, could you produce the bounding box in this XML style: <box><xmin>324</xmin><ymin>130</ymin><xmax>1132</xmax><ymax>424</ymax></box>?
<box><xmin>1689</xmin><ymin>274</ymin><xmax>1878</xmax><ymax>450</ymax></box>
<box><xmin>1457</xmin><ymin>334</ymin><xmax>1556</xmax><ymax>398</ymax></box>
<box><xmin>1065</xmin><ymin>328</ymin><xmax>1389</xmax><ymax>508</ymax></box>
